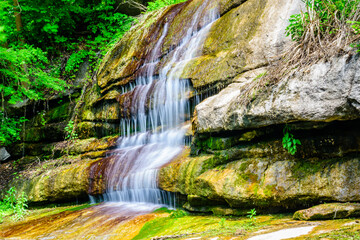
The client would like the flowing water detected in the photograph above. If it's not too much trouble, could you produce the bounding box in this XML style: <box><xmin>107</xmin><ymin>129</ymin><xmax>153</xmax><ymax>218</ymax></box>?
<box><xmin>90</xmin><ymin>0</ymin><xmax>219</xmax><ymax>210</ymax></box>
<box><xmin>0</xmin><ymin>2</ymin><xmax>220</xmax><ymax>239</ymax></box>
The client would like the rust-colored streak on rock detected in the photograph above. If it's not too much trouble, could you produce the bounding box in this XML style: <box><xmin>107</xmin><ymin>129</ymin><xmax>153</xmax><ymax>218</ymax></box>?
<box><xmin>88</xmin><ymin>156</ymin><xmax>115</xmax><ymax>195</ymax></box>
<box><xmin>116</xmin><ymin>90</ymin><xmax>135</xmax><ymax>118</ymax></box>
<box><xmin>142</xmin><ymin>1</ymin><xmax>191</xmax><ymax>62</ymax></box>
<box><xmin>0</xmin><ymin>203</ymin><xmax>163</xmax><ymax>239</ymax></box>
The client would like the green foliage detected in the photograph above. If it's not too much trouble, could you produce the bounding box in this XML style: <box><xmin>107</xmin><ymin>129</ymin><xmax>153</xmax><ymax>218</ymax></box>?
<box><xmin>0</xmin><ymin>44</ymin><xmax>67</xmax><ymax>103</ymax></box>
<box><xmin>169</xmin><ymin>209</ymin><xmax>189</xmax><ymax>218</ymax></box>
<box><xmin>349</xmin><ymin>20</ymin><xmax>360</xmax><ymax>51</ymax></box>
<box><xmin>147</xmin><ymin>0</ymin><xmax>187</xmax><ymax>12</ymax></box>
<box><xmin>286</xmin><ymin>12</ymin><xmax>309</xmax><ymax>41</ymax></box>
<box><xmin>349</xmin><ymin>21</ymin><xmax>360</xmax><ymax>33</ymax></box>
<box><xmin>40</xmin><ymin>111</ymin><xmax>47</xmax><ymax>126</ymax></box>
<box><xmin>0</xmin><ymin>113</ymin><xmax>27</xmax><ymax>146</ymax></box>
<box><xmin>2</xmin><ymin>0</ymin><xmax>136</xmax><ymax>80</ymax></box>
<box><xmin>0</xmin><ymin>0</ymin><xmax>139</xmax><ymax>147</ymax></box>
<box><xmin>247</xmin><ymin>208</ymin><xmax>256</xmax><ymax>220</ymax></box>
<box><xmin>219</xmin><ymin>217</ymin><xmax>226</xmax><ymax>228</ymax></box>
<box><xmin>0</xmin><ymin>42</ymin><xmax>68</xmax><ymax>145</ymax></box>
<box><xmin>65</xmin><ymin>120</ymin><xmax>78</xmax><ymax>140</ymax></box>
<box><xmin>16</xmin><ymin>0</ymin><xmax>135</xmax><ymax>55</ymax></box>
<box><xmin>0</xmin><ymin>187</ymin><xmax>28</xmax><ymax>222</ymax></box>
<box><xmin>65</xmin><ymin>50</ymin><xmax>91</xmax><ymax>73</ymax></box>
<box><xmin>282</xmin><ymin>125</ymin><xmax>301</xmax><ymax>155</ymax></box>
<box><xmin>64</xmin><ymin>50</ymin><xmax>97</xmax><ymax>78</ymax></box>
<box><xmin>286</xmin><ymin>0</ymin><xmax>360</xmax><ymax>43</ymax></box>
<box><xmin>0</xmin><ymin>1</ymin><xmax>17</xmax><ymax>43</ymax></box>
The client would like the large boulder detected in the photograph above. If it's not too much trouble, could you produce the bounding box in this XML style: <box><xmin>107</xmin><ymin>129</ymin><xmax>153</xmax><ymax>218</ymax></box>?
<box><xmin>8</xmin><ymin>136</ymin><xmax>119</xmax><ymax>203</ymax></box>
<box><xmin>15</xmin><ymin>157</ymin><xmax>95</xmax><ymax>203</ymax></box>
<box><xmin>160</xmin><ymin>148</ymin><xmax>360</xmax><ymax>209</ymax></box>
<box><xmin>294</xmin><ymin>203</ymin><xmax>360</xmax><ymax>220</ymax></box>
<box><xmin>195</xmin><ymin>53</ymin><xmax>360</xmax><ymax>133</ymax></box>
<box><xmin>160</xmin><ymin>120</ymin><xmax>360</xmax><ymax>209</ymax></box>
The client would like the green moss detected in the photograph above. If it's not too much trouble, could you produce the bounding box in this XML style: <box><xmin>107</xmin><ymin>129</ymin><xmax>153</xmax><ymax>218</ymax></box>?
<box><xmin>133</xmin><ymin>214</ymin><xmax>262</xmax><ymax>240</ymax></box>
<box><xmin>45</xmin><ymin>102</ymin><xmax>71</xmax><ymax>124</ymax></box>
<box><xmin>310</xmin><ymin>225</ymin><xmax>360</xmax><ymax>240</ymax></box>
<box><xmin>239</xmin><ymin>162</ymin><xmax>248</xmax><ymax>171</ymax></box>
<box><xmin>67</xmin><ymin>203</ymin><xmax>95</xmax><ymax>212</ymax></box>
<box><xmin>153</xmin><ymin>207</ymin><xmax>172</xmax><ymax>213</ymax></box>
<box><xmin>263</xmin><ymin>185</ymin><xmax>276</xmax><ymax>198</ymax></box>
<box><xmin>25</xmin><ymin>127</ymin><xmax>46</xmax><ymax>142</ymax></box>
<box><xmin>291</xmin><ymin>158</ymin><xmax>340</xmax><ymax>179</ymax></box>
<box><xmin>195</xmin><ymin>137</ymin><xmax>236</xmax><ymax>153</ymax></box>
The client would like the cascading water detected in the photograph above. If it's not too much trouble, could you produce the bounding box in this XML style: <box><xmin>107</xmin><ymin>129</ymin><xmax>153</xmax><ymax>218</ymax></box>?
<box><xmin>90</xmin><ymin>0</ymin><xmax>219</xmax><ymax>209</ymax></box>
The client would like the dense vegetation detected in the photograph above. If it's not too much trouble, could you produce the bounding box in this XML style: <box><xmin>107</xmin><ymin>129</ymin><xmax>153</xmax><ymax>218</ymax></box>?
<box><xmin>0</xmin><ymin>187</ymin><xmax>27</xmax><ymax>222</ymax></box>
<box><xmin>285</xmin><ymin>0</ymin><xmax>360</xmax><ymax>64</ymax></box>
<box><xmin>0</xmin><ymin>0</ymin><xmax>186</xmax><ymax>146</ymax></box>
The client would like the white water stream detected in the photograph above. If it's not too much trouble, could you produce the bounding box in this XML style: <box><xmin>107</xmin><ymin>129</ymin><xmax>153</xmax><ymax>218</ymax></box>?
<box><xmin>90</xmin><ymin>0</ymin><xmax>219</xmax><ymax>209</ymax></box>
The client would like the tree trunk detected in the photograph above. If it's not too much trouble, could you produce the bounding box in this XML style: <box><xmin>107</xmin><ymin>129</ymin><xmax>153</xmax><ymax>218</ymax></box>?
<box><xmin>13</xmin><ymin>0</ymin><xmax>23</xmax><ymax>32</ymax></box>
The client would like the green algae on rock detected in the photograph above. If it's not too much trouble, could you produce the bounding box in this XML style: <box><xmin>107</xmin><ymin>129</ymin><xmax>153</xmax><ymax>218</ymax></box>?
<box><xmin>160</xmin><ymin>120</ymin><xmax>360</xmax><ymax>210</ymax></box>
<box><xmin>14</xmin><ymin>157</ymin><xmax>96</xmax><ymax>203</ymax></box>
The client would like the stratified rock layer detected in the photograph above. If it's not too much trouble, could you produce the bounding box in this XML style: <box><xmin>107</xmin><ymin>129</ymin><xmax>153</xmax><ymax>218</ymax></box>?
<box><xmin>195</xmin><ymin>54</ymin><xmax>360</xmax><ymax>133</ymax></box>
<box><xmin>12</xmin><ymin>137</ymin><xmax>118</xmax><ymax>202</ymax></box>
<box><xmin>160</xmin><ymin>121</ymin><xmax>360</xmax><ymax>209</ymax></box>
<box><xmin>294</xmin><ymin>203</ymin><xmax>360</xmax><ymax>220</ymax></box>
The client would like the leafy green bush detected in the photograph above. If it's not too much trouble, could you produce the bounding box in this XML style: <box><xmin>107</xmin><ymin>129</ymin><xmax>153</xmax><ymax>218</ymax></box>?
<box><xmin>65</xmin><ymin>120</ymin><xmax>78</xmax><ymax>140</ymax></box>
<box><xmin>0</xmin><ymin>187</ymin><xmax>28</xmax><ymax>222</ymax></box>
<box><xmin>16</xmin><ymin>0</ymin><xmax>135</xmax><ymax>55</ymax></box>
<box><xmin>0</xmin><ymin>44</ymin><xmax>68</xmax><ymax>104</ymax></box>
<box><xmin>0</xmin><ymin>1</ymin><xmax>70</xmax><ymax>146</ymax></box>
<box><xmin>219</xmin><ymin>217</ymin><xmax>226</xmax><ymax>228</ymax></box>
<box><xmin>349</xmin><ymin>20</ymin><xmax>360</xmax><ymax>50</ymax></box>
<box><xmin>0</xmin><ymin>43</ymin><xmax>68</xmax><ymax>145</ymax></box>
<box><xmin>247</xmin><ymin>208</ymin><xmax>256</xmax><ymax>220</ymax></box>
<box><xmin>286</xmin><ymin>0</ymin><xmax>360</xmax><ymax>44</ymax></box>
<box><xmin>282</xmin><ymin>125</ymin><xmax>301</xmax><ymax>155</ymax></box>
<box><xmin>0</xmin><ymin>113</ymin><xmax>27</xmax><ymax>146</ymax></box>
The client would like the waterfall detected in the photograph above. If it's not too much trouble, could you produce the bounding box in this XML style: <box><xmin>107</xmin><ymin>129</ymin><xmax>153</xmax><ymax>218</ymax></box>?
<box><xmin>90</xmin><ymin>0</ymin><xmax>219</xmax><ymax>208</ymax></box>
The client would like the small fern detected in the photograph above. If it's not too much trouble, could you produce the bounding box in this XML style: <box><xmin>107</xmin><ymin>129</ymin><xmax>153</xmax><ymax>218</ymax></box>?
<box><xmin>282</xmin><ymin>125</ymin><xmax>301</xmax><ymax>155</ymax></box>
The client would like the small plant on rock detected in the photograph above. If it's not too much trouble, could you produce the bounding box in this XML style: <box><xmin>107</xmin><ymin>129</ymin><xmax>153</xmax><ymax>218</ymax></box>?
<box><xmin>65</xmin><ymin>120</ymin><xmax>78</xmax><ymax>140</ymax></box>
<box><xmin>247</xmin><ymin>208</ymin><xmax>257</xmax><ymax>220</ymax></box>
<box><xmin>0</xmin><ymin>187</ymin><xmax>28</xmax><ymax>222</ymax></box>
<box><xmin>282</xmin><ymin>125</ymin><xmax>301</xmax><ymax>155</ymax></box>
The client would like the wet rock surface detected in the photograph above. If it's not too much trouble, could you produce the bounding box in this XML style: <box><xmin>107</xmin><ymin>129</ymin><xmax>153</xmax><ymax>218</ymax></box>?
<box><xmin>1</xmin><ymin>203</ymin><xmax>360</xmax><ymax>240</ymax></box>
<box><xmin>0</xmin><ymin>203</ymin><xmax>163</xmax><ymax>240</ymax></box>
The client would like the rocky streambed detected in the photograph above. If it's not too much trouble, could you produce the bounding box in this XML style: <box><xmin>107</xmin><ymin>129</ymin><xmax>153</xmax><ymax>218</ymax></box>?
<box><xmin>1</xmin><ymin>203</ymin><xmax>360</xmax><ymax>240</ymax></box>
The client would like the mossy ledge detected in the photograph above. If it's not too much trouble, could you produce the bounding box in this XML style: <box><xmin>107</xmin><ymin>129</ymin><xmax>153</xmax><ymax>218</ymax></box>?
<box><xmin>159</xmin><ymin>120</ymin><xmax>360</xmax><ymax>212</ymax></box>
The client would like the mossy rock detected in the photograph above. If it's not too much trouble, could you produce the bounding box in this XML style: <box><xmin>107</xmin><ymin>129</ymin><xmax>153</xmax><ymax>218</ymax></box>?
<box><xmin>24</xmin><ymin>122</ymin><xmax>67</xmax><ymax>143</ymax></box>
<box><xmin>13</xmin><ymin>156</ymin><xmax>102</xmax><ymax>203</ymax></box>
